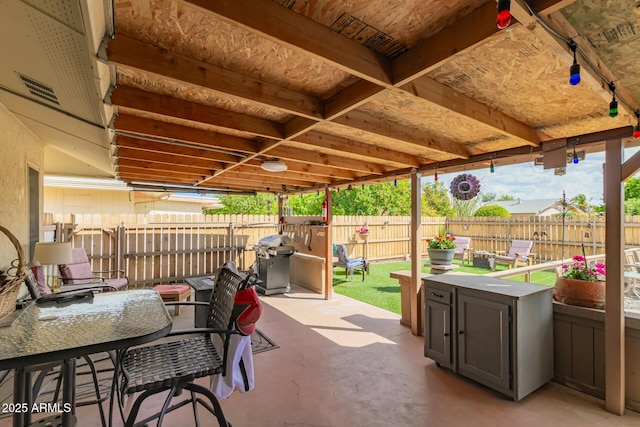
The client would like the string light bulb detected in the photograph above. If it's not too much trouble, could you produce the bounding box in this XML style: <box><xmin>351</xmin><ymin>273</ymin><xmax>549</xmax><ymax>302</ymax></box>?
<box><xmin>609</xmin><ymin>82</ymin><xmax>618</xmax><ymax>118</ymax></box>
<box><xmin>634</xmin><ymin>110</ymin><xmax>640</xmax><ymax>139</ymax></box>
<box><xmin>434</xmin><ymin>165</ymin><xmax>439</xmax><ymax>182</ymax></box>
<box><xmin>490</xmin><ymin>157</ymin><xmax>495</xmax><ymax>173</ymax></box>
<box><xmin>496</xmin><ymin>0</ymin><xmax>511</xmax><ymax>29</ymax></box>
<box><xmin>568</xmin><ymin>39</ymin><xmax>580</xmax><ymax>86</ymax></box>
<box><xmin>393</xmin><ymin>175</ymin><xmax>397</xmax><ymax>187</ymax></box>
<box><xmin>572</xmin><ymin>145</ymin><xmax>579</xmax><ymax>164</ymax></box>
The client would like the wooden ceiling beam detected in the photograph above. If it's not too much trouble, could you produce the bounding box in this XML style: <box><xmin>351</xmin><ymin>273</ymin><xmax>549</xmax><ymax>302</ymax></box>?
<box><xmin>401</xmin><ymin>78</ymin><xmax>544</xmax><ymax>147</ymax></box>
<box><xmin>107</xmin><ymin>34</ymin><xmax>324</xmax><ymax>120</ymax></box>
<box><xmin>291</xmin><ymin>131</ymin><xmax>423</xmax><ymax>168</ymax></box>
<box><xmin>264</xmin><ymin>145</ymin><xmax>388</xmax><ymax>174</ymax></box>
<box><xmin>117</xmin><ymin>172</ymin><xmax>199</xmax><ymax>185</ymax></box>
<box><xmin>242</xmin><ymin>159</ymin><xmax>357</xmax><ymax>180</ymax></box>
<box><xmin>111</xmin><ymin>85</ymin><xmax>284</xmax><ymax>139</ymax></box>
<box><xmin>183</xmin><ymin>0</ymin><xmax>392</xmax><ymax>86</ymax></box>
<box><xmin>114</xmin><ymin>113</ymin><xmax>259</xmax><ymax>154</ymax></box>
<box><xmin>115</xmin><ymin>135</ymin><xmax>242</xmax><ymax>164</ymax></box>
<box><xmin>215</xmin><ymin>170</ymin><xmax>316</xmax><ymax>187</ymax></box>
<box><xmin>232</xmin><ymin>164</ymin><xmax>332</xmax><ymax>183</ymax></box>
<box><xmin>332</xmin><ymin>110</ymin><xmax>470</xmax><ymax>159</ymax></box>
<box><xmin>115</xmin><ymin>146</ymin><xmax>225</xmax><ymax>170</ymax></box>
<box><xmin>198</xmin><ymin>180</ymin><xmax>282</xmax><ymax>192</ymax></box>
<box><xmin>510</xmin><ymin>4</ymin><xmax>638</xmax><ymax>119</ymax></box>
<box><xmin>392</xmin><ymin>1</ymin><xmax>500</xmax><ymax>86</ymax></box>
<box><xmin>117</xmin><ymin>158</ymin><xmax>214</xmax><ymax>176</ymax></box>
<box><xmin>118</xmin><ymin>165</ymin><xmax>208</xmax><ymax>180</ymax></box>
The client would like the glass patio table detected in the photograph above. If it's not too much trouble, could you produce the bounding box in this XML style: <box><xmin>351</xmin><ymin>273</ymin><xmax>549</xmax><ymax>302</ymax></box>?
<box><xmin>0</xmin><ymin>289</ymin><xmax>172</xmax><ymax>427</ymax></box>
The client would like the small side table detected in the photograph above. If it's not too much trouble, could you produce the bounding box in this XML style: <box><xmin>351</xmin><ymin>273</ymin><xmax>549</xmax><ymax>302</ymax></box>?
<box><xmin>472</xmin><ymin>251</ymin><xmax>496</xmax><ymax>271</ymax></box>
<box><xmin>153</xmin><ymin>284</ymin><xmax>191</xmax><ymax>315</ymax></box>
<box><xmin>423</xmin><ymin>263</ymin><xmax>459</xmax><ymax>275</ymax></box>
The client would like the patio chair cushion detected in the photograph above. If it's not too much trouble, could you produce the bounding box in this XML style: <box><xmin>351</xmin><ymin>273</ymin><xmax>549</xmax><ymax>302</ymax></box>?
<box><xmin>59</xmin><ymin>262</ymin><xmax>94</xmax><ymax>284</ymax></box>
<box><xmin>29</xmin><ymin>263</ymin><xmax>51</xmax><ymax>296</ymax></box>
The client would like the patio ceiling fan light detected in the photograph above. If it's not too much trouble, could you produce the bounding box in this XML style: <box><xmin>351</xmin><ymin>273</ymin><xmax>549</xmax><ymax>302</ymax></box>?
<box><xmin>261</xmin><ymin>159</ymin><xmax>287</xmax><ymax>172</ymax></box>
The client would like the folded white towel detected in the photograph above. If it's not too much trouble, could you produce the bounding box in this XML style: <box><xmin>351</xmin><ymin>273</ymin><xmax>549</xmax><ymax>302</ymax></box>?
<box><xmin>211</xmin><ymin>333</ymin><xmax>254</xmax><ymax>400</ymax></box>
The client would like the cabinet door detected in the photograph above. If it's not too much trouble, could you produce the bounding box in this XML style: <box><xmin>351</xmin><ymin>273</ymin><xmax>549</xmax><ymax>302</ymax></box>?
<box><xmin>457</xmin><ymin>292</ymin><xmax>511</xmax><ymax>392</ymax></box>
<box><xmin>425</xmin><ymin>300</ymin><xmax>453</xmax><ymax>369</ymax></box>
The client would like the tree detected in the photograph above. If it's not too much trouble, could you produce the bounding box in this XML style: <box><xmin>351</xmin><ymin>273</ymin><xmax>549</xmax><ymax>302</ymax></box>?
<box><xmin>475</xmin><ymin>205</ymin><xmax>511</xmax><ymax>217</ymax></box>
<box><xmin>625</xmin><ymin>177</ymin><xmax>640</xmax><ymax>200</ymax></box>
<box><xmin>204</xmin><ymin>193</ymin><xmax>277</xmax><ymax>215</ymax></box>
<box><xmin>452</xmin><ymin>197</ymin><xmax>483</xmax><ymax>217</ymax></box>
<box><xmin>423</xmin><ymin>182</ymin><xmax>455</xmax><ymax>217</ymax></box>
<box><xmin>569</xmin><ymin>193</ymin><xmax>591</xmax><ymax>213</ymax></box>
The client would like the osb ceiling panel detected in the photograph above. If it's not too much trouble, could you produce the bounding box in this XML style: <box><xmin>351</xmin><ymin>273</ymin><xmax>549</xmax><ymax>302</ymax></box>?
<box><xmin>359</xmin><ymin>89</ymin><xmax>505</xmax><ymax>144</ymax></box>
<box><xmin>117</xmin><ymin>66</ymin><xmax>292</xmax><ymax>122</ymax></box>
<box><xmin>426</xmin><ymin>24</ymin><xmax>629</xmax><ymax>138</ymax></box>
<box><xmin>114</xmin><ymin>0</ymin><xmax>357</xmax><ymax>98</ymax></box>
<box><xmin>275</xmin><ymin>0</ymin><xmax>488</xmax><ymax>54</ymax></box>
<box><xmin>280</xmin><ymin>140</ymin><xmax>404</xmax><ymax>167</ymax></box>
<box><xmin>561</xmin><ymin>0</ymin><xmax>640</xmax><ymax>103</ymax></box>
<box><xmin>311</xmin><ymin>120</ymin><xmax>453</xmax><ymax>162</ymax></box>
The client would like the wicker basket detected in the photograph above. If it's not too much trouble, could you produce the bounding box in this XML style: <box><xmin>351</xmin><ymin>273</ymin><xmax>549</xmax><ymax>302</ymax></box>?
<box><xmin>0</xmin><ymin>225</ymin><xmax>27</xmax><ymax>321</ymax></box>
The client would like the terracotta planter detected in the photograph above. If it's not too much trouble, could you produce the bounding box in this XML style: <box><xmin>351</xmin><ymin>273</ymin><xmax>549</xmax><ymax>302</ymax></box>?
<box><xmin>358</xmin><ymin>232</ymin><xmax>370</xmax><ymax>241</ymax></box>
<box><xmin>553</xmin><ymin>277</ymin><xmax>605</xmax><ymax>309</ymax></box>
<box><xmin>427</xmin><ymin>248</ymin><xmax>455</xmax><ymax>265</ymax></box>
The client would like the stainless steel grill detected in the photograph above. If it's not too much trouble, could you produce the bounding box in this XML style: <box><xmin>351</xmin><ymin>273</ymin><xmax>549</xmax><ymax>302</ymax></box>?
<box><xmin>253</xmin><ymin>235</ymin><xmax>295</xmax><ymax>295</ymax></box>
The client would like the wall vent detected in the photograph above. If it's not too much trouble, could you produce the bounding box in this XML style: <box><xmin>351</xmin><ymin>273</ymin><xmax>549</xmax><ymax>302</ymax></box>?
<box><xmin>16</xmin><ymin>73</ymin><xmax>60</xmax><ymax>105</ymax></box>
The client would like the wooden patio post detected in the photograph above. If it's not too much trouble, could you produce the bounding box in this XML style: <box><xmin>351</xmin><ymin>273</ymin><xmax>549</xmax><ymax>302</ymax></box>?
<box><xmin>324</xmin><ymin>187</ymin><xmax>333</xmax><ymax>300</ymax></box>
<box><xmin>410</xmin><ymin>170</ymin><xmax>422</xmax><ymax>335</ymax></box>
<box><xmin>604</xmin><ymin>138</ymin><xmax>625</xmax><ymax>415</ymax></box>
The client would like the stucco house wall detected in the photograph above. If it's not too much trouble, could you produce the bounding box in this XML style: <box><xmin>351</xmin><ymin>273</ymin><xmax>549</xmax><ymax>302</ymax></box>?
<box><xmin>0</xmin><ymin>103</ymin><xmax>44</xmax><ymax>269</ymax></box>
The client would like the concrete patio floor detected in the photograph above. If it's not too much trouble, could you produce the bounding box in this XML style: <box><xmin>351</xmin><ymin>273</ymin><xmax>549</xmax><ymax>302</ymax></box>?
<box><xmin>2</xmin><ymin>285</ymin><xmax>640</xmax><ymax>426</ymax></box>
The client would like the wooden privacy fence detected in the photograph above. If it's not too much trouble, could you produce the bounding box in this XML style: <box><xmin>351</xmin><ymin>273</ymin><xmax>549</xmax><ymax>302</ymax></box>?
<box><xmin>47</xmin><ymin>213</ymin><xmax>640</xmax><ymax>286</ymax></box>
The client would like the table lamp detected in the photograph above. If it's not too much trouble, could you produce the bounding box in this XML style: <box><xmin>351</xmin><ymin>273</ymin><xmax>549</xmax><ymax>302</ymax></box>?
<box><xmin>33</xmin><ymin>242</ymin><xmax>73</xmax><ymax>292</ymax></box>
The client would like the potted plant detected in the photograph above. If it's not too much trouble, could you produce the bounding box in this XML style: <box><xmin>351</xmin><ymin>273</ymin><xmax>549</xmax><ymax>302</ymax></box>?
<box><xmin>427</xmin><ymin>232</ymin><xmax>457</xmax><ymax>265</ymax></box>
<box><xmin>553</xmin><ymin>252</ymin><xmax>606</xmax><ymax>309</ymax></box>
<box><xmin>356</xmin><ymin>227</ymin><xmax>370</xmax><ymax>241</ymax></box>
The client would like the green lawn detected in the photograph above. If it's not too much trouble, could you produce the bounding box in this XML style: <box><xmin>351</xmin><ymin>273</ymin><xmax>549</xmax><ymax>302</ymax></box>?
<box><xmin>332</xmin><ymin>259</ymin><xmax>557</xmax><ymax>315</ymax></box>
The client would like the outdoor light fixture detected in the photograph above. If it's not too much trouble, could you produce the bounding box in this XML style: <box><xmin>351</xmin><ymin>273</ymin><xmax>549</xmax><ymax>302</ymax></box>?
<box><xmin>394</xmin><ymin>175</ymin><xmax>397</xmax><ymax>187</ymax></box>
<box><xmin>568</xmin><ymin>39</ymin><xmax>580</xmax><ymax>86</ymax></box>
<box><xmin>490</xmin><ymin>157</ymin><xmax>495</xmax><ymax>173</ymax></box>
<box><xmin>572</xmin><ymin>145</ymin><xmax>579</xmax><ymax>164</ymax></box>
<box><xmin>33</xmin><ymin>242</ymin><xmax>73</xmax><ymax>292</ymax></box>
<box><xmin>261</xmin><ymin>159</ymin><xmax>287</xmax><ymax>172</ymax></box>
<box><xmin>496</xmin><ymin>0</ymin><xmax>511</xmax><ymax>29</ymax></box>
<box><xmin>634</xmin><ymin>110</ymin><xmax>640</xmax><ymax>139</ymax></box>
<box><xmin>608</xmin><ymin>82</ymin><xmax>618</xmax><ymax>118</ymax></box>
<box><xmin>434</xmin><ymin>165</ymin><xmax>439</xmax><ymax>181</ymax></box>
<box><xmin>347</xmin><ymin>184</ymin><xmax>353</xmax><ymax>191</ymax></box>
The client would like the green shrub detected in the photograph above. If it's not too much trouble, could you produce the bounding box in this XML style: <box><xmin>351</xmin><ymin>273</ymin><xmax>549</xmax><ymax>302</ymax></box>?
<box><xmin>474</xmin><ymin>205</ymin><xmax>511</xmax><ymax>217</ymax></box>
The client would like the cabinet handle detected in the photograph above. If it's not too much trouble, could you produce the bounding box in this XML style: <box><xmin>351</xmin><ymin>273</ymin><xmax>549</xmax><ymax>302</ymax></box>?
<box><xmin>458</xmin><ymin>331</ymin><xmax>464</xmax><ymax>335</ymax></box>
<box><xmin>431</xmin><ymin>292</ymin><xmax>444</xmax><ymax>298</ymax></box>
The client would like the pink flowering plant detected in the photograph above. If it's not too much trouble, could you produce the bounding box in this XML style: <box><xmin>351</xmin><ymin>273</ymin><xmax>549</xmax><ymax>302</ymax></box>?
<box><xmin>562</xmin><ymin>255</ymin><xmax>606</xmax><ymax>282</ymax></box>
<box><xmin>427</xmin><ymin>233</ymin><xmax>456</xmax><ymax>249</ymax></box>
<box><xmin>356</xmin><ymin>227</ymin><xmax>369</xmax><ymax>233</ymax></box>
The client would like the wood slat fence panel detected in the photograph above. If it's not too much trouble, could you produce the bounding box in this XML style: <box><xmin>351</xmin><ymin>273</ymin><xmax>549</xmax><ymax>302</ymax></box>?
<box><xmin>48</xmin><ymin>213</ymin><xmax>640</xmax><ymax>286</ymax></box>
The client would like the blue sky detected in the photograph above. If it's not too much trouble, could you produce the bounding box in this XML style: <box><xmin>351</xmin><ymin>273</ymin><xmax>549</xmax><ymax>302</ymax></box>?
<box><xmin>434</xmin><ymin>147</ymin><xmax>640</xmax><ymax>205</ymax></box>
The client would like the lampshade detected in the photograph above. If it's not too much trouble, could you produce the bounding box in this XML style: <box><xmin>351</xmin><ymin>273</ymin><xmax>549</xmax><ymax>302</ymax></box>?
<box><xmin>261</xmin><ymin>159</ymin><xmax>287</xmax><ymax>172</ymax></box>
<box><xmin>33</xmin><ymin>242</ymin><xmax>73</xmax><ymax>265</ymax></box>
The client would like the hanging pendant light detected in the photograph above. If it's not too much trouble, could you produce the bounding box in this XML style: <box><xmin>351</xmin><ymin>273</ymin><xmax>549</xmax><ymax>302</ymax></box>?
<box><xmin>568</xmin><ymin>39</ymin><xmax>581</xmax><ymax>86</ymax></box>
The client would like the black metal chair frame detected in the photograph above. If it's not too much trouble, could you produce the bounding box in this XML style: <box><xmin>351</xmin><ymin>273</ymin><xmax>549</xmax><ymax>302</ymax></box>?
<box><xmin>111</xmin><ymin>267</ymin><xmax>245</xmax><ymax>427</ymax></box>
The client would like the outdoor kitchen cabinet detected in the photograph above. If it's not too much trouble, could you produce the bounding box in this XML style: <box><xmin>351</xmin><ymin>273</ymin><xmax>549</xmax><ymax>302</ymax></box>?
<box><xmin>423</xmin><ymin>275</ymin><xmax>553</xmax><ymax>401</ymax></box>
